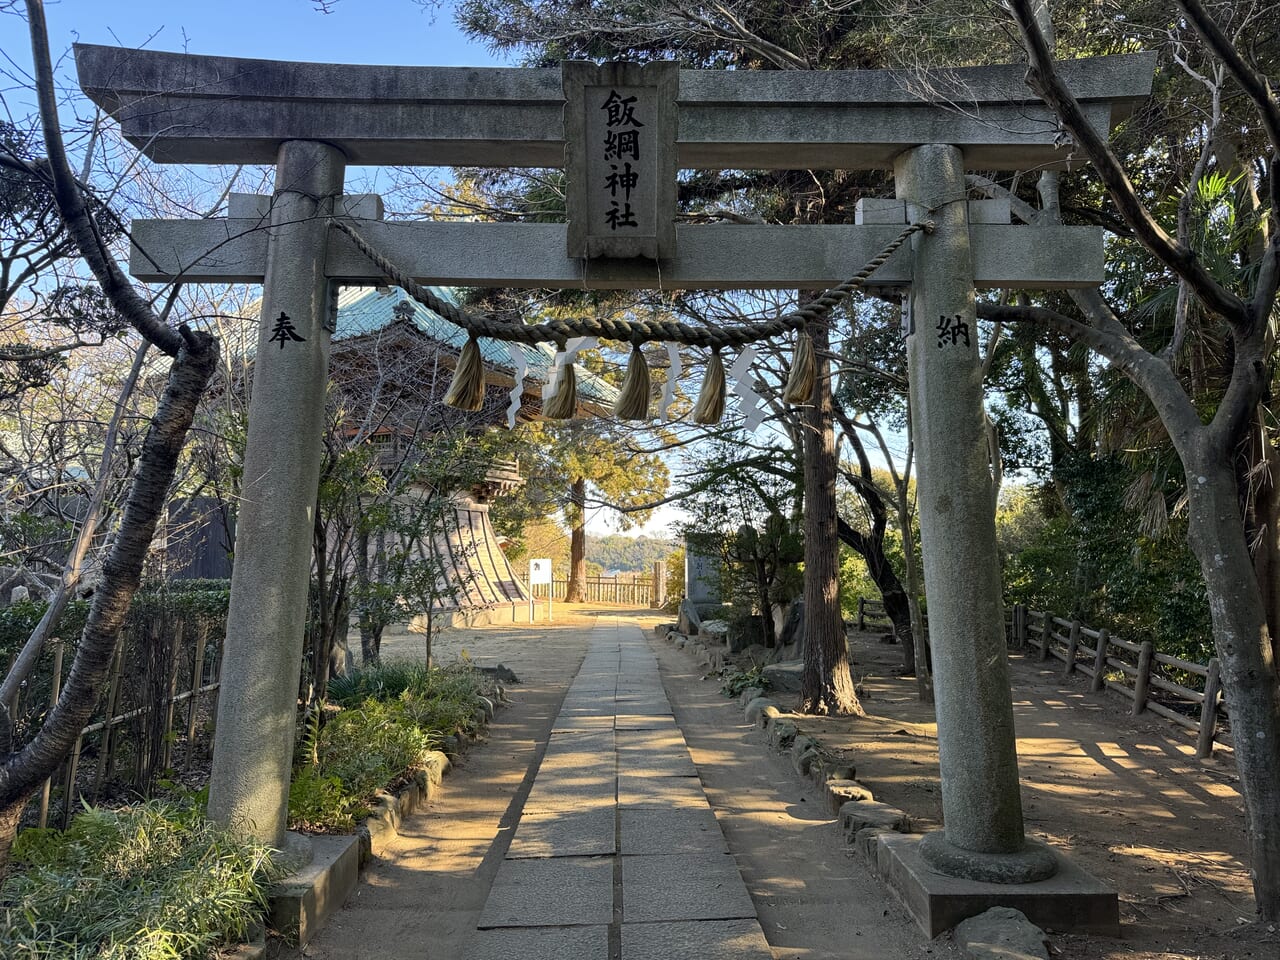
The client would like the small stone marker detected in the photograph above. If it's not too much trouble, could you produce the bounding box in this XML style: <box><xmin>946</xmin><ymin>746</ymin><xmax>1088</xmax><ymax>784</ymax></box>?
<box><xmin>743</xmin><ymin>696</ymin><xmax>775</xmax><ymax>725</ymax></box>
<box><xmin>826</xmin><ymin>779</ymin><xmax>873</xmax><ymax>815</ymax></box>
<box><xmin>840</xmin><ymin>800</ymin><xmax>912</xmax><ymax>835</ymax></box>
<box><xmin>683</xmin><ymin>538</ymin><xmax>722</xmax><ymax>607</ymax></box>
<box><xmin>954</xmin><ymin>907</ymin><xmax>1050</xmax><ymax>960</ymax></box>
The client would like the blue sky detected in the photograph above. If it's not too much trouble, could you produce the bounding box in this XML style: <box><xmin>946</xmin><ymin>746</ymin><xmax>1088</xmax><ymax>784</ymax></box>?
<box><xmin>2</xmin><ymin>1</ymin><xmax>504</xmax><ymax>80</ymax></box>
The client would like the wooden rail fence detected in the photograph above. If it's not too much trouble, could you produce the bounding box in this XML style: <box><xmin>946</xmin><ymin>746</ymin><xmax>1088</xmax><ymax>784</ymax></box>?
<box><xmin>531</xmin><ymin>575</ymin><xmax>657</xmax><ymax>606</ymax></box>
<box><xmin>857</xmin><ymin>597</ymin><xmax>1226</xmax><ymax>758</ymax></box>
<box><xmin>23</xmin><ymin>612</ymin><xmax>226</xmax><ymax>830</ymax></box>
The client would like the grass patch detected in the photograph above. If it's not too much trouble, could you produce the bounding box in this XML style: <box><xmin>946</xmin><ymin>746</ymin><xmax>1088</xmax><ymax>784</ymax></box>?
<box><xmin>0</xmin><ymin>800</ymin><xmax>277</xmax><ymax>959</ymax></box>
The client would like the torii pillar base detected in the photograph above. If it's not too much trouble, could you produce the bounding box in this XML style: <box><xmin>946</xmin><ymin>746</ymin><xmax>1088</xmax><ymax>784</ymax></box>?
<box><xmin>876</xmin><ymin>834</ymin><xmax>1119</xmax><ymax>938</ymax></box>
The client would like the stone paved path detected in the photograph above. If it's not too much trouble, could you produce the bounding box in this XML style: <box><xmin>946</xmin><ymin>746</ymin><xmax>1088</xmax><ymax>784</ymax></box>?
<box><xmin>464</xmin><ymin>621</ymin><xmax>773</xmax><ymax>960</ymax></box>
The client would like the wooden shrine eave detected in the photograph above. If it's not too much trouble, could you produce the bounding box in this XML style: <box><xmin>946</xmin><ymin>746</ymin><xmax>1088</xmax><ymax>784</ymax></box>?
<box><xmin>74</xmin><ymin>44</ymin><xmax>1154</xmax><ymax>171</ymax></box>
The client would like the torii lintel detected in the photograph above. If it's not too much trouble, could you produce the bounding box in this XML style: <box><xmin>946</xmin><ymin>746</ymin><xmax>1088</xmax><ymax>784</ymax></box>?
<box><xmin>75</xmin><ymin>44</ymin><xmax>1154</xmax><ymax>172</ymax></box>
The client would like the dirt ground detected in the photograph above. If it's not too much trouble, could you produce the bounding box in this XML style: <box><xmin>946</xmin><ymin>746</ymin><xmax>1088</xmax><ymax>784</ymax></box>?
<box><xmin>320</xmin><ymin>608</ymin><xmax>1276</xmax><ymax>959</ymax></box>
<box><xmin>781</xmin><ymin>627</ymin><xmax>1276</xmax><ymax>960</ymax></box>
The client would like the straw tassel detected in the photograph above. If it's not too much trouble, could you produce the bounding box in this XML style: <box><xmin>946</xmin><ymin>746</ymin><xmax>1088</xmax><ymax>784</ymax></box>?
<box><xmin>612</xmin><ymin>345</ymin><xmax>652</xmax><ymax>420</ymax></box>
<box><xmin>543</xmin><ymin>360</ymin><xmax>578</xmax><ymax>420</ymax></box>
<box><xmin>782</xmin><ymin>330</ymin><xmax>816</xmax><ymax>404</ymax></box>
<box><xmin>692</xmin><ymin>349</ymin><xmax>727</xmax><ymax>425</ymax></box>
<box><xmin>444</xmin><ymin>334</ymin><xmax>486</xmax><ymax>411</ymax></box>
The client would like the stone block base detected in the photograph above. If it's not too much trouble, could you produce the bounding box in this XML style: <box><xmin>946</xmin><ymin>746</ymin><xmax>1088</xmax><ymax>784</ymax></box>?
<box><xmin>270</xmin><ymin>834</ymin><xmax>361</xmax><ymax>946</ymax></box>
<box><xmin>444</xmin><ymin>602</ymin><xmax>527</xmax><ymax>627</ymax></box>
<box><xmin>876</xmin><ymin>833</ymin><xmax>1118</xmax><ymax>938</ymax></box>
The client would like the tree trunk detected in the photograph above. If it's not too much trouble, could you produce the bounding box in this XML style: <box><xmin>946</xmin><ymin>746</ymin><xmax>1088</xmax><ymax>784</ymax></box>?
<box><xmin>354</xmin><ymin>529</ymin><xmax>380</xmax><ymax>667</ymax></box>
<box><xmin>1186</xmin><ymin>449</ymin><xmax>1280</xmax><ymax>921</ymax></box>
<box><xmin>897</xmin><ymin>490</ymin><xmax>934</xmax><ymax>702</ymax></box>
<box><xmin>311</xmin><ymin>509</ymin><xmax>332</xmax><ymax>702</ymax></box>
<box><xmin>754</xmin><ymin>554</ymin><xmax>778</xmax><ymax>648</ymax></box>
<box><xmin>359</xmin><ymin>624</ymin><xmax>382</xmax><ymax>668</ymax></box>
<box><xmin>1244</xmin><ymin>408</ymin><xmax>1280</xmax><ymax>666</ymax></box>
<box><xmin>836</xmin><ymin>515</ymin><xmax>915</xmax><ymax>672</ymax></box>
<box><xmin>800</xmin><ymin>317</ymin><xmax>863</xmax><ymax>716</ymax></box>
<box><xmin>0</xmin><ymin>332</ymin><xmax>217</xmax><ymax>872</ymax></box>
<box><xmin>564</xmin><ymin>476</ymin><xmax>587</xmax><ymax>602</ymax></box>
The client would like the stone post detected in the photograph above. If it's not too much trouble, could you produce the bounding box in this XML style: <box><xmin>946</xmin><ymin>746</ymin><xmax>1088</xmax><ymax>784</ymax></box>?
<box><xmin>652</xmin><ymin>560</ymin><xmax>667</xmax><ymax>609</ymax></box>
<box><xmin>895</xmin><ymin>144</ymin><xmax>1054</xmax><ymax>883</ymax></box>
<box><xmin>208</xmin><ymin>140</ymin><xmax>346</xmax><ymax>847</ymax></box>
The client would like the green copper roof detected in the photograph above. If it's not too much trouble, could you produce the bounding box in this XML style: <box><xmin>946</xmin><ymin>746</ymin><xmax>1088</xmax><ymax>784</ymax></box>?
<box><xmin>334</xmin><ymin>286</ymin><xmax>617</xmax><ymax>405</ymax></box>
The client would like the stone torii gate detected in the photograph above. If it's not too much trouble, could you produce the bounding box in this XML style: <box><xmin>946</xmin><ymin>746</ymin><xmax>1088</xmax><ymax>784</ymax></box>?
<box><xmin>77</xmin><ymin>44</ymin><xmax>1151</xmax><ymax>932</ymax></box>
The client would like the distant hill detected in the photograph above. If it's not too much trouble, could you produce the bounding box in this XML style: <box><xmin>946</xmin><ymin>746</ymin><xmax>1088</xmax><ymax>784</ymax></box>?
<box><xmin>588</xmin><ymin>535</ymin><xmax>677</xmax><ymax>573</ymax></box>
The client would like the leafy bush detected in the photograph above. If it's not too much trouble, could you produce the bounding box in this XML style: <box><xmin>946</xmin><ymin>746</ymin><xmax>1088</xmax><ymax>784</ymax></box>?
<box><xmin>319</xmin><ymin>700</ymin><xmax>438</xmax><ymax>796</ymax></box>
<box><xmin>326</xmin><ymin>660</ymin><xmax>431</xmax><ymax>706</ymax></box>
<box><xmin>289</xmin><ymin>660</ymin><xmax>486</xmax><ymax>832</ymax></box>
<box><xmin>0</xmin><ymin>801</ymin><xmax>277</xmax><ymax>959</ymax></box>
<box><xmin>0</xmin><ymin>598</ymin><xmax>89</xmax><ymax>662</ymax></box>
<box><xmin>721</xmin><ymin>664</ymin><xmax>770</xmax><ymax>698</ymax></box>
<box><xmin>328</xmin><ymin>660</ymin><xmax>486</xmax><ymax>735</ymax></box>
<box><xmin>287</xmin><ymin>768</ymin><xmax>364</xmax><ymax>834</ymax></box>
<box><xmin>289</xmin><ymin>698</ymin><xmax>439</xmax><ymax>832</ymax></box>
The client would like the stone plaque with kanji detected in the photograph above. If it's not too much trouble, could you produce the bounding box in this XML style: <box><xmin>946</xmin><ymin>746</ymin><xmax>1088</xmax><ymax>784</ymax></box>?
<box><xmin>564</xmin><ymin>61</ymin><xmax>677</xmax><ymax>261</ymax></box>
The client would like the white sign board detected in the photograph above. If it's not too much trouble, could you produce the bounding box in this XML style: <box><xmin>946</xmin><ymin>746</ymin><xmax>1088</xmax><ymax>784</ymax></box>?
<box><xmin>529</xmin><ymin>558</ymin><xmax>553</xmax><ymax>585</ymax></box>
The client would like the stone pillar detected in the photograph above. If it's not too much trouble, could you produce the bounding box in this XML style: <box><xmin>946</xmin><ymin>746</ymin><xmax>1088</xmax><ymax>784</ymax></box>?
<box><xmin>895</xmin><ymin>144</ymin><xmax>1054</xmax><ymax>883</ymax></box>
<box><xmin>651</xmin><ymin>560</ymin><xmax>667</xmax><ymax>609</ymax></box>
<box><xmin>208</xmin><ymin>141</ymin><xmax>346</xmax><ymax>847</ymax></box>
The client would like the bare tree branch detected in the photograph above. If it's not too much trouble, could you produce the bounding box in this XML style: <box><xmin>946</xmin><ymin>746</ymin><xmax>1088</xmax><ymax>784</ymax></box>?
<box><xmin>25</xmin><ymin>0</ymin><xmax>183</xmax><ymax>357</ymax></box>
<box><xmin>1007</xmin><ymin>0</ymin><xmax>1249</xmax><ymax>324</ymax></box>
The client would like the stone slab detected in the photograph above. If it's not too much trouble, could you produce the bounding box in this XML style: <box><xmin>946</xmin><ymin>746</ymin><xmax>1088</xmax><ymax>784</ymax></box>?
<box><xmin>616</xmin><ymin>750</ymin><xmax>699</xmax><ymax>778</ymax></box>
<box><xmin>616</xmin><ymin>714</ymin><xmax>678</xmax><ymax>730</ymax></box>
<box><xmin>467</xmin><ymin>924</ymin><xmax>610</xmax><ymax>960</ymax></box>
<box><xmin>840</xmin><ymin>800</ymin><xmax>911</xmax><ymax>834</ymax></box>
<box><xmin>616</xmin><ymin>729</ymin><xmax>688</xmax><ymax>751</ymax></box>
<box><xmin>537</xmin><ymin>745</ymin><xmax>617</xmax><ymax>771</ymax></box>
<box><xmin>522</xmin><ymin>780</ymin><xmax>617</xmax><ymax>816</ymax></box>
<box><xmin>618</xmin><ymin>701</ymin><xmax>677</xmax><ymax>715</ymax></box>
<box><xmin>621</xmin><ymin>919</ymin><xmax>772</xmax><ymax>960</ymax></box>
<box><xmin>478</xmin><ymin>856</ymin><xmax>614</xmax><ymax>927</ymax></box>
<box><xmin>618</xmin><ymin>774</ymin><xmax>708</xmax><ymax>809</ymax></box>
<box><xmin>621</xmin><ymin>853</ymin><xmax>757</xmax><ymax>922</ymax></box>
<box><xmin>542</xmin><ymin>730</ymin><xmax>615</xmax><ymax>755</ymax></box>
<box><xmin>507</xmin><ymin>808</ymin><xmax>618</xmax><ymax>859</ymax></box>
<box><xmin>269</xmin><ymin>834</ymin><xmax>360</xmax><ymax>946</ymax></box>
<box><xmin>620</xmin><ymin>807</ymin><xmax>729</xmax><ymax>856</ymax></box>
<box><xmin>551</xmin><ymin>717</ymin><xmax>616</xmax><ymax>733</ymax></box>
<box><xmin>877</xmin><ymin>833</ymin><xmax>1119</xmax><ymax>938</ymax></box>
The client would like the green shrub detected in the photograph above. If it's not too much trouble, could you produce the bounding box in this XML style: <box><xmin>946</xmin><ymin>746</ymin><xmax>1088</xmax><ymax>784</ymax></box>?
<box><xmin>0</xmin><ymin>800</ymin><xmax>277</xmax><ymax>959</ymax></box>
<box><xmin>289</xmin><ymin>661</ymin><xmax>486</xmax><ymax>832</ymax></box>
<box><xmin>320</xmin><ymin>699</ymin><xmax>438</xmax><ymax>794</ymax></box>
<box><xmin>328</xmin><ymin>660</ymin><xmax>486</xmax><ymax>735</ymax></box>
<box><xmin>326</xmin><ymin>660</ymin><xmax>430</xmax><ymax>706</ymax></box>
<box><xmin>287</xmin><ymin>768</ymin><xmax>363</xmax><ymax>834</ymax></box>
<box><xmin>288</xmin><ymin>698</ymin><xmax>438</xmax><ymax>832</ymax></box>
<box><xmin>721</xmin><ymin>664</ymin><xmax>770</xmax><ymax>698</ymax></box>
